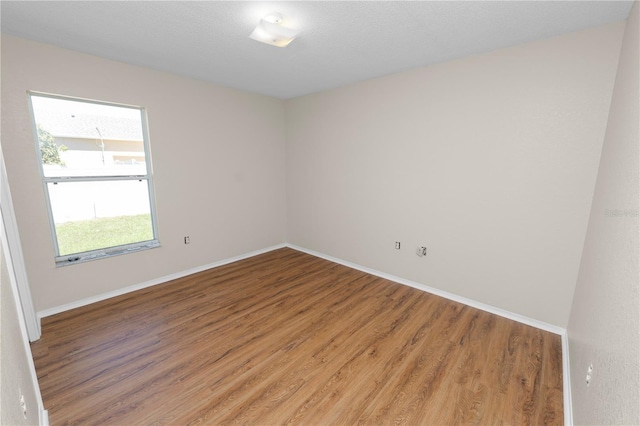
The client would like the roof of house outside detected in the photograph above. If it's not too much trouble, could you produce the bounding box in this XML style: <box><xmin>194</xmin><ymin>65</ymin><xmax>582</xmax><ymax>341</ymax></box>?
<box><xmin>36</xmin><ymin>111</ymin><xmax>143</xmax><ymax>141</ymax></box>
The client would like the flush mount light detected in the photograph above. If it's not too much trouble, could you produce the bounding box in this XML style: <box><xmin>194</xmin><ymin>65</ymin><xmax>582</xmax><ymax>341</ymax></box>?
<box><xmin>250</xmin><ymin>12</ymin><xmax>300</xmax><ymax>47</ymax></box>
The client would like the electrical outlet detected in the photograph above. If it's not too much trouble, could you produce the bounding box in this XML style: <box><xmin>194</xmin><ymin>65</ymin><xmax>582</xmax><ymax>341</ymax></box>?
<box><xmin>184</xmin><ymin>236</ymin><xmax>190</xmax><ymax>244</ymax></box>
<box><xmin>20</xmin><ymin>393</ymin><xmax>27</xmax><ymax>420</ymax></box>
<box><xmin>395</xmin><ymin>242</ymin><xmax>401</xmax><ymax>249</ymax></box>
<box><xmin>416</xmin><ymin>246</ymin><xmax>427</xmax><ymax>257</ymax></box>
<box><xmin>586</xmin><ymin>364</ymin><xmax>594</xmax><ymax>386</ymax></box>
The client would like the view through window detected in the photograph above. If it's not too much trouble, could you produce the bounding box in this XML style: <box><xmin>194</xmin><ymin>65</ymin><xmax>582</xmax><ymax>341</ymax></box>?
<box><xmin>29</xmin><ymin>93</ymin><xmax>159</xmax><ymax>265</ymax></box>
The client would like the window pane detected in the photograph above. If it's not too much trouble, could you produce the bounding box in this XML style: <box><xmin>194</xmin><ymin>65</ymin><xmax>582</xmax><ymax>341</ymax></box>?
<box><xmin>31</xmin><ymin>95</ymin><xmax>147</xmax><ymax>177</ymax></box>
<box><xmin>48</xmin><ymin>180</ymin><xmax>154</xmax><ymax>256</ymax></box>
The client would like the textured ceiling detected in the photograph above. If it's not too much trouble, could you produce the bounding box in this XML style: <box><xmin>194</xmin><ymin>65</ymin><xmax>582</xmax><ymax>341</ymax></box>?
<box><xmin>1</xmin><ymin>1</ymin><xmax>634</xmax><ymax>99</ymax></box>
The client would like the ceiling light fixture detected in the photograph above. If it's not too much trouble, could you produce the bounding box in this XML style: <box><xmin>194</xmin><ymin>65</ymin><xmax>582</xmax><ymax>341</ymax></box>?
<box><xmin>250</xmin><ymin>12</ymin><xmax>299</xmax><ymax>48</ymax></box>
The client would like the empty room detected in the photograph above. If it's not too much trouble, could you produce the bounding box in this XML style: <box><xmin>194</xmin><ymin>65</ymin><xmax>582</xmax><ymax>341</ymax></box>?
<box><xmin>1</xmin><ymin>1</ymin><xmax>638</xmax><ymax>425</ymax></box>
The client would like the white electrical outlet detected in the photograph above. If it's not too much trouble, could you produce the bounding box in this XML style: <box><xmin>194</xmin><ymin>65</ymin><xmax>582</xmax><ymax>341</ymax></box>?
<box><xmin>395</xmin><ymin>241</ymin><xmax>401</xmax><ymax>249</ymax></box>
<box><xmin>416</xmin><ymin>246</ymin><xmax>427</xmax><ymax>257</ymax></box>
<box><xmin>20</xmin><ymin>393</ymin><xmax>27</xmax><ymax>419</ymax></box>
<box><xmin>586</xmin><ymin>364</ymin><xmax>594</xmax><ymax>386</ymax></box>
<box><xmin>184</xmin><ymin>236</ymin><xmax>190</xmax><ymax>244</ymax></box>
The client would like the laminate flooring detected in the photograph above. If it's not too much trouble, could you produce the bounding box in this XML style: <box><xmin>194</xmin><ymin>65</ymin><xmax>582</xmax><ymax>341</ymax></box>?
<box><xmin>31</xmin><ymin>248</ymin><xmax>563</xmax><ymax>425</ymax></box>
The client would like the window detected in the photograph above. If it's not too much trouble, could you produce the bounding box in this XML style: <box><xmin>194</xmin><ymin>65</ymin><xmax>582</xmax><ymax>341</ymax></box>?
<box><xmin>29</xmin><ymin>92</ymin><xmax>159</xmax><ymax>265</ymax></box>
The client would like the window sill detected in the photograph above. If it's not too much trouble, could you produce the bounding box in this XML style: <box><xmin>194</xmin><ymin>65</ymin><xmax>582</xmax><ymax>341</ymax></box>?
<box><xmin>55</xmin><ymin>241</ymin><xmax>160</xmax><ymax>267</ymax></box>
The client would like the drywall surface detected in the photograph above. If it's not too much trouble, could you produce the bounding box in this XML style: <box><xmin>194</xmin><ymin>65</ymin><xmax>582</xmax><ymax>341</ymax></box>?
<box><xmin>1</xmin><ymin>228</ymin><xmax>42</xmax><ymax>425</ymax></box>
<box><xmin>285</xmin><ymin>23</ymin><xmax>624</xmax><ymax>327</ymax></box>
<box><xmin>1</xmin><ymin>35</ymin><xmax>287</xmax><ymax>311</ymax></box>
<box><xmin>567</xmin><ymin>3</ymin><xmax>639</xmax><ymax>424</ymax></box>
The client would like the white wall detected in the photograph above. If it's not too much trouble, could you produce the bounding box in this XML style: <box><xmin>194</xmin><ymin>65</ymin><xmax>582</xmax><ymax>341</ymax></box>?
<box><xmin>285</xmin><ymin>23</ymin><xmax>624</xmax><ymax>327</ymax></box>
<box><xmin>1</xmin><ymin>35</ymin><xmax>287</xmax><ymax>312</ymax></box>
<box><xmin>567</xmin><ymin>3</ymin><xmax>639</xmax><ymax>424</ymax></box>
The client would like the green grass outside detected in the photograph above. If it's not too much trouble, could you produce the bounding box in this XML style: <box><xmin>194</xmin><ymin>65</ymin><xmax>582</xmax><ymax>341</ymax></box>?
<box><xmin>56</xmin><ymin>214</ymin><xmax>154</xmax><ymax>256</ymax></box>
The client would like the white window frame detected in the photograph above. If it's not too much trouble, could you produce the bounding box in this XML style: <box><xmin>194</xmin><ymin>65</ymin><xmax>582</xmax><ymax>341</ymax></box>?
<box><xmin>28</xmin><ymin>92</ymin><xmax>160</xmax><ymax>266</ymax></box>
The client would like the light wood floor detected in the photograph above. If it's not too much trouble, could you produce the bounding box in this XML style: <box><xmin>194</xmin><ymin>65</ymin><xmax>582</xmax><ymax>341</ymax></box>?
<box><xmin>31</xmin><ymin>248</ymin><xmax>563</xmax><ymax>425</ymax></box>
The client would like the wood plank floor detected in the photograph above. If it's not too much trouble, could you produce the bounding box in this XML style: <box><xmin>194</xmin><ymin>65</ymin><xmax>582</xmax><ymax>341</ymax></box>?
<box><xmin>31</xmin><ymin>248</ymin><xmax>563</xmax><ymax>425</ymax></box>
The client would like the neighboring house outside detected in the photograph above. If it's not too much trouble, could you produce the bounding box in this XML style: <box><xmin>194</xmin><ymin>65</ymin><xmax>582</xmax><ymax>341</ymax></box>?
<box><xmin>55</xmin><ymin>136</ymin><xmax>144</xmax><ymax>170</ymax></box>
<box><xmin>37</xmin><ymin>111</ymin><xmax>145</xmax><ymax>171</ymax></box>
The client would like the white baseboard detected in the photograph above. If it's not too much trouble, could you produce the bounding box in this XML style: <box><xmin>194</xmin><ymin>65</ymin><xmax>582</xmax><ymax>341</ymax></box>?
<box><xmin>286</xmin><ymin>244</ymin><xmax>565</xmax><ymax>335</ymax></box>
<box><xmin>286</xmin><ymin>243</ymin><xmax>573</xmax><ymax>423</ymax></box>
<box><xmin>561</xmin><ymin>330</ymin><xmax>574</xmax><ymax>425</ymax></box>
<box><xmin>37</xmin><ymin>243</ymin><xmax>286</xmax><ymax>319</ymax></box>
<box><xmin>40</xmin><ymin>242</ymin><xmax>564</xmax><ymax>333</ymax></box>
<box><xmin>36</xmin><ymin>241</ymin><xmax>573</xmax><ymax>423</ymax></box>
<box><xmin>40</xmin><ymin>407</ymin><xmax>49</xmax><ymax>426</ymax></box>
